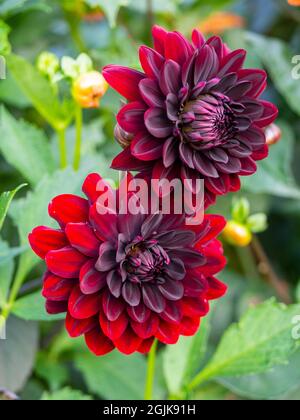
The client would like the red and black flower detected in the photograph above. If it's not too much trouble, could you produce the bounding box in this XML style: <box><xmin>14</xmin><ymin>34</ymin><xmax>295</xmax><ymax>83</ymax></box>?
<box><xmin>103</xmin><ymin>26</ymin><xmax>278</xmax><ymax>208</ymax></box>
<box><xmin>29</xmin><ymin>173</ymin><xmax>227</xmax><ymax>356</ymax></box>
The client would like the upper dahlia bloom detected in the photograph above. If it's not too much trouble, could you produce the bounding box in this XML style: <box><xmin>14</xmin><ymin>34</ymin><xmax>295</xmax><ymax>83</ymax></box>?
<box><xmin>103</xmin><ymin>26</ymin><xmax>278</xmax><ymax>208</ymax></box>
<box><xmin>28</xmin><ymin>173</ymin><xmax>227</xmax><ymax>356</ymax></box>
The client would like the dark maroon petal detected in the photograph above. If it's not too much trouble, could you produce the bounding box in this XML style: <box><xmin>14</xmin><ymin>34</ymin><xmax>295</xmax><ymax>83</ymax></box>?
<box><xmin>179</xmin><ymin>143</ymin><xmax>195</xmax><ymax>169</ymax></box>
<box><xmin>152</xmin><ymin>25</ymin><xmax>168</xmax><ymax>55</ymax></box>
<box><xmin>100</xmin><ymin>312</ymin><xmax>128</xmax><ymax>340</ymax></box>
<box><xmin>216</xmin><ymin>156</ymin><xmax>242</xmax><ymax>174</ymax></box>
<box><xmin>107</xmin><ymin>270</ymin><xmax>123</xmax><ymax>298</ymax></box>
<box><xmin>170</xmin><ymin>248</ymin><xmax>206</xmax><ymax>267</ymax></box>
<box><xmin>139</xmin><ymin>78</ymin><xmax>164</xmax><ymax>108</ymax></box>
<box><xmin>193</xmin><ymin>152</ymin><xmax>219</xmax><ymax>178</ymax></box>
<box><xmin>139</xmin><ymin>46</ymin><xmax>165</xmax><ymax>79</ymax></box>
<box><xmin>225</xmin><ymin>81</ymin><xmax>252</xmax><ymax>100</ymax></box>
<box><xmin>163</xmin><ymin>137</ymin><xmax>178</xmax><ymax>168</ymax></box>
<box><xmin>42</xmin><ymin>272</ymin><xmax>74</xmax><ymax>301</ymax></box>
<box><xmin>160</xmin><ymin>301</ymin><xmax>182</xmax><ymax>324</ymax></box>
<box><xmin>206</xmin><ymin>174</ymin><xmax>231</xmax><ymax>195</ymax></box>
<box><xmin>206</xmin><ymin>36</ymin><xmax>223</xmax><ymax>59</ymax></box>
<box><xmin>238</xmin><ymin>126</ymin><xmax>266</xmax><ymax>150</ymax></box>
<box><xmin>89</xmin><ymin>203</ymin><xmax>118</xmax><ymax>241</ymax></box>
<box><xmin>48</xmin><ymin>194</ymin><xmax>89</xmax><ymax>227</ymax></box>
<box><xmin>117</xmin><ymin>102</ymin><xmax>146</xmax><ymax>134</ymax></box>
<box><xmin>68</xmin><ymin>285</ymin><xmax>101</xmax><ymax>320</ymax></box>
<box><xmin>29</xmin><ymin>227</ymin><xmax>68</xmax><ymax>260</ymax></box>
<box><xmin>183</xmin><ymin>272</ymin><xmax>208</xmax><ymax>297</ymax></box>
<box><xmin>141</xmin><ymin>213</ymin><xmax>163</xmax><ymax>238</ymax></box>
<box><xmin>240</xmin><ymin>99</ymin><xmax>264</xmax><ymax>119</ymax></box>
<box><xmin>192</xmin><ymin>29</ymin><xmax>205</xmax><ymax>49</ymax></box>
<box><xmin>238</xmin><ymin>68</ymin><xmax>267</xmax><ymax>97</ymax></box>
<box><xmin>159</xmin><ymin>279</ymin><xmax>184</xmax><ymax>301</ymax></box>
<box><xmin>102</xmin><ymin>65</ymin><xmax>145</xmax><ymax>101</ymax></box>
<box><xmin>96</xmin><ymin>242</ymin><xmax>117</xmax><ymax>272</ymax></box>
<box><xmin>111</xmin><ymin>147</ymin><xmax>152</xmax><ymax>172</ymax></box>
<box><xmin>102</xmin><ymin>289</ymin><xmax>125</xmax><ymax>322</ymax></box>
<box><xmin>218</xmin><ymin>49</ymin><xmax>246</xmax><ymax>77</ymax></box>
<box><xmin>208</xmin><ymin>148</ymin><xmax>229</xmax><ymax>164</ymax></box>
<box><xmin>85</xmin><ymin>328</ymin><xmax>114</xmax><ymax>356</ymax></box>
<box><xmin>159</xmin><ymin>59</ymin><xmax>182</xmax><ymax>95</ymax></box>
<box><xmin>166</xmin><ymin>93</ymin><xmax>179</xmax><ymax>122</ymax></box>
<box><xmin>255</xmin><ymin>101</ymin><xmax>278</xmax><ymax>128</ymax></box>
<box><xmin>46</xmin><ymin>300</ymin><xmax>67</xmax><ymax>315</ymax></box>
<box><xmin>131</xmin><ymin>132</ymin><xmax>164</xmax><ymax>161</ymax></box>
<box><xmin>145</xmin><ymin>107</ymin><xmax>173</xmax><ymax>138</ymax></box>
<box><xmin>164</xmin><ymin>258</ymin><xmax>186</xmax><ymax>281</ymax></box>
<box><xmin>142</xmin><ymin>284</ymin><xmax>166</xmax><ymax>313</ymax></box>
<box><xmin>131</xmin><ymin>314</ymin><xmax>159</xmax><ymax>339</ymax></box>
<box><xmin>66</xmin><ymin>312</ymin><xmax>97</xmax><ymax>337</ymax></box>
<box><xmin>165</xmin><ymin>32</ymin><xmax>193</xmax><ymax>65</ymax></box>
<box><xmin>122</xmin><ymin>282</ymin><xmax>141</xmax><ymax>307</ymax></box>
<box><xmin>127</xmin><ymin>302</ymin><xmax>151</xmax><ymax>323</ymax></box>
<box><xmin>80</xmin><ymin>259</ymin><xmax>107</xmax><ymax>295</ymax></box>
<box><xmin>65</xmin><ymin>223</ymin><xmax>100</xmax><ymax>257</ymax></box>
<box><xmin>46</xmin><ymin>246</ymin><xmax>88</xmax><ymax>279</ymax></box>
<box><xmin>194</xmin><ymin>44</ymin><xmax>219</xmax><ymax>83</ymax></box>
<box><xmin>240</xmin><ymin>157</ymin><xmax>257</xmax><ymax>175</ymax></box>
<box><xmin>156</xmin><ymin>230</ymin><xmax>195</xmax><ymax>249</ymax></box>
<box><xmin>215</xmin><ymin>73</ymin><xmax>238</xmax><ymax>92</ymax></box>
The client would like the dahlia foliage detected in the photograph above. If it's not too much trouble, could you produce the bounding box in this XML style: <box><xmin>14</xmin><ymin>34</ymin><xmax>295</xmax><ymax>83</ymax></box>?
<box><xmin>103</xmin><ymin>26</ymin><xmax>278</xmax><ymax>207</ymax></box>
<box><xmin>29</xmin><ymin>174</ymin><xmax>226</xmax><ymax>355</ymax></box>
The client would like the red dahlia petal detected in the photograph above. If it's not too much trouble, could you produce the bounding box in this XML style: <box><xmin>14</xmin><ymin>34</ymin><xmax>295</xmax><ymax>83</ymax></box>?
<box><xmin>45</xmin><ymin>300</ymin><xmax>68</xmax><ymax>315</ymax></box>
<box><xmin>192</xmin><ymin>29</ymin><xmax>206</xmax><ymax>49</ymax></box>
<box><xmin>85</xmin><ymin>327</ymin><xmax>114</xmax><ymax>356</ymax></box>
<box><xmin>68</xmin><ymin>285</ymin><xmax>102</xmax><ymax>320</ymax></box>
<box><xmin>139</xmin><ymin>78</ymin><xmax>164</xmax><ymax>108</ymax></box>
<box><xmin>28</xmin><ymin>226</ymin><xmax>68</xmax><ymax>259</ymax></box>
<box><xmin>131</xmin><ymin>314</ymin><xmax>159</xmax><ymax>339</ymax></box>
<box><xmin>137</xmin><ymin>338</ymin><xmax>155</xmax><ymax>354</ymax></box>
<box><xmin>206</xmin><ymin>276</ymin><xmax>227</xmax><ymax>300</ymax></box>
<box><xmin>181</xmin><ymin>297</ymin><xmax>209</xmax><ymax>318</ymax></box>
<box><xmin>48</xmin><ymin>194</ymin><xmax>89</xmax><ymax>227</ymax></box>
<box><xmin>65</xmin><ymin>222</ymin><xmax>100</xmax><ymax>257</ymax></box>
<box><xmin>46</xmin><ymin>246</ymin><xmax>88</xmax><ymax>278</ymax></box>
<box><xmin>117</xmin><ymin>102</ymin><xmax>147</xmax><ymax>134</ymax></box>
<box><xmin>42</xmin><ymin>272</ymin><xmax>74</xmax><ymax>301</ymax></box>
<box><xmin>66</xmin><ymin>312</ymin><xmax>98</xmax><ymax>337</ymax></box>
<box><xmin>102</xmin><ymin>65</ymin><xmax>145</xmax><ymax>101</ymax></box>
<box><xmin>152</xmin><ymin>25</ymin><xmax>168</xmax><ymax>55</ymax></box>
<box><xmin>255</xmin><ymin>101</ymin><xmax>278</xmax><ymax>128</ymax></box>
<box><xmin>160</xmin><ymin>301</ymin><xmax>182</xmax><ymax>324</ymax></box>
<box><xmin>131</xmin><ymin>132</ymin><xmax>164</xmax><ymax>161</ymax></box>
<box><xmin>218</xmin><ymin>49</ymin><xmax>246</xmax><ymax>77</ymax></box>
<box><xmin>127</xmin><ymin>302</ymin><xmax>151</xmax><ymax>323</ymax></box>
<box><xmin>102</xmin><ymin>289</ymin><xmax>125</xmax><ymax>322</ymax></box>
<box><xmin>195</xmin><ymin>215</ymin><xmax>226</xmax><ymax>246</ymax></box>
<box><xmin>114</xmin><ymin>328</ymin><xmax>143</xmax><ymax>355</ymax></box>
<box><xmin>82</xmin><ymin>173</ymin><xmax>102</xmax><ymax>203</ymax></box>
<box><xmin>144</xmin><ymin>107</ymin><xmax>173</xmax><ymax>138</ymax></box>
<box><xmin>139</xmin><ymin>46</ymin><xmax>164</xmax><ymax>79</ymax></box>
<box><xmin>156</xmin><ymin>320</ymin><xmax>180</xmax><ymax>345</ymax></box>
<box><xmin>111</xmin><ymin>147</ymin><xmax>152</xmax><ymax>172</ymax></box>
<box><xmin>180</xmin><ymin>316</ymin><xmax>200</xmax><ymax>336</ymax></box>
<box><xmin>99</xmin><ymin>311</ymin><xmax>128</xmax><ymax>341</ymax></box>
<box><xmin>252</xmin><ymin>144</ymin><xmax>269</xmax><ymax>161</ymax></box>
<box><xmin>80</xmin><ymin>260</ymin><xmax>107</xmax><ymax>294</ymax></box>
<box><xmin>238</xmin><ymin>69</ymin><xmax>267</xmax><ymax>98</ymax></box>
<box><xmin>165</xmin><ymin>32</ymin><xmax>193</xmax><ymax>65</ymax></box>
<box><xmin>89</xmin><ymin>203</ymin><xmax>118</xmax><ymax>242</ymax></box>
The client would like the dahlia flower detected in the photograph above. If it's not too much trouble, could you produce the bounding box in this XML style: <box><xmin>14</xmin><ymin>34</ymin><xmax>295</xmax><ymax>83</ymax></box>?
<box><xmin>29</xmin><ymin>173</ymin><xmax>227</xmax><ymax>356</ymax></box>
<box><xmin>103</xmin><ymin>26</ymin><xmax>278</xmax><ymax>207</ymax></box>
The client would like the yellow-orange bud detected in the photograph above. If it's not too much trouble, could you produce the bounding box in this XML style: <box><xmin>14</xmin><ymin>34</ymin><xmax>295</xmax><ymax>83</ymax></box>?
<box><xmin>265</xmin><ymin>123</ymin><xmax>282</xmax><ymax>146</ymax></box>
<box><xmin>73</xmin><ymin>71</ymin><xmax>108</xmax><ymax>108</ymax></box>
<box><xmin>199</xmin><ymin>12</ymin><xmax>245</xmax><ymax>35</ymax></box>
<box><xmin>288</xmin><ymin>0</ymin><xmax>300</xmax><ymax>6</ymax></box>
<box><xmin>223</xmin><ymin>221</ymin><xmax>252</xmax><ymax>247</ymax></box>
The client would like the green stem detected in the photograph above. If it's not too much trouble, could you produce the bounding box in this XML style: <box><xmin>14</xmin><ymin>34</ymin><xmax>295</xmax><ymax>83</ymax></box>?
<box><xmin>186</xmin><ymin>366</ymin><xmax>216</xmax><ymax>392</ymax></box>
<box><xmin>57</xmin><ymin>129</ymin><xmax>67</xmax><ymax>169</ymax></box>
<box><xmin>73</xmin><ymin>105</ymin><xmax>83</xmax><ymax>171</ymax></box>
<box><xmin>144</xmin><ymin>339</ymin><xmax>158</xmax><ymax>400</ymax></box>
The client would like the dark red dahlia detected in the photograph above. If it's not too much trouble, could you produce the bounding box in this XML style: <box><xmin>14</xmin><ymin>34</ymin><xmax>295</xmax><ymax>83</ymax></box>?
<box><xmin>103</xmin><ymin>26</ymin><xmax>278</xmax><ymax>208</ymax></box>
<box><xmin>28</xmin><ymin>173</ymin><xmax>227</xmax><ymax>356</ymax></box>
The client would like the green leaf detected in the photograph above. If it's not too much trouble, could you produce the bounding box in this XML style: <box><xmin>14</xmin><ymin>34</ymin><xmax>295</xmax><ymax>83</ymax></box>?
<box><xmin>245</xmin><ymin>32</ymin><xmax>300</xmax><ymax>116</ymax></box>
<box><xmin>242</xmin><ymin>121</ymin><xmax>300</xmax><ymax>199</ymax></box>
<box><xmin>0</xmin><ymin>182</ymin><xmax>26</xmax><ymax>230</ymax></box>
<box><xmin>218</xmin><ymin>351</ymin><xmax>300</xmax><ymax>400</ymax></box>
<box><xmin>35</xmin><ymin>352</ymin><xmax>69</xmax><ymax>391</ymax></box>
<box><xmin>163</xmin><ymin>316</ymin><xmax>210</xmax><ymax>396</ymax></box>
<box><xmin>74</xmin><ymin>350</ymin><xmax>146</xmax><ymax>400</ymax></box>
<box><xmin>0</xmin><ymin>74</ymin><xmax>30</xmax><ymax>108</ymax></box>
<box><xmin>0</xmin><ymin>241</ymin><xmax>15</xmax><ymax>308</ymax></box>
<box><xmin>0</xmin><ymin>316</ymin><xmax>38</xmax><ymax>392</ymax></box>
<box><xmin>0</xmin><ymin>19</ymin><xmax>10</xmax><ymax>55</ymax></box>
<box><xmin>11</xmin><ymin>291</ymin><xmax>65</xmax><ymax>321</ymax></box>
<box><xmin>41</xmin><ymin>387</ymin><xmax>92</xmax><ymax>401</ymax></box>
<box><xmin>0</xmin><ymin>0</ymin><xmax>51</xmax><ymax>17</ymax></box>
<box><xmin>190</xmin><ymin>300</ymin><xmax>300</xmax><ymax>385</ymax></box>
<box><xmin>86</xmin><ymin>0</ymin><xmax>129</xmax><ymax>27</ymax></box>
<box><xmin>6</xmin><ymin>54</ymin><xmax>72</xmax><ymax>131</ymax></box>
<box><xmin>296</xmin><ymin>281</ymin><xmax>300</xmax><ymax>304</ymax></box>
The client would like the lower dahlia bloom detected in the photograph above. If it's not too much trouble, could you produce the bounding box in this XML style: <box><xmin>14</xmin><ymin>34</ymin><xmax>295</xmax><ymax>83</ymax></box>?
<box><xmin>103</xmin><ymin>26</ymin><xmax>278</xmax><ymax>208</ymax></box>
<box><xmin>28</xmin><ymin>173</ymin><xmax>227</xmax><ymax>356</ymax></box>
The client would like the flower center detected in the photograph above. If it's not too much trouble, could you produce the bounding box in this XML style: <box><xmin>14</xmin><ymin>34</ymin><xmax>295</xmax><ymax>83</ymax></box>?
<box><xmin>177</xmin><ymin>93</ymin><xmax>237</xmax><ymax>149</ymax></box>
<box><xmin>125</xmin><ymin>237</ymin><xmax>170</xmax><ymax>284</ymax></box>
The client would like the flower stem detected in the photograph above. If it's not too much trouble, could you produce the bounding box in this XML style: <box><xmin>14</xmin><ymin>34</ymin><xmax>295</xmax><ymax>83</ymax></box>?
<box><xmin>73</xmin><ymin>105</ymin><xmax>83</xmax><ymax>171</ymax></box>
<box><xmin>144</xmin><ymin>339</ymin><xmax>158</xmax><ymax>400</ymax></box>
<box><xmin>57</xmin><ymin>128</ymin><xmax>67</xmax><ymax>169</ymax></box>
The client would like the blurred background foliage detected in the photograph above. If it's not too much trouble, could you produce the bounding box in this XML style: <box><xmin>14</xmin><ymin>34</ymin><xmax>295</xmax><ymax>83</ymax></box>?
<box><xmin>0</xmin><ymin>0</ymin><xmax>300</xmax><ymax>401</ymax></box>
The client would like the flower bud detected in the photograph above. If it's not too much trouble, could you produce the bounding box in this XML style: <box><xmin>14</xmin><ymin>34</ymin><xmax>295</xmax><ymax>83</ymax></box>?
<box><xmin>37</xmin><ymin>52</ymin><xmax>60</xmax><ymax>80</ymax></box>
<box><xmin>223</xmin><ymin>221</ymin><xmax>252</xmax><ymax>247</ymax></box>
<box><xmin>247</xmin><ymin>213</ymin><xmax>268</xmax><ymax>233</ymax></box>
<box><xmin>232</xmin><ymin>198</ymin><xmax>250</xmax><ymax>224</ymax></box>
<box><xmin>265</xmin><ymin>124</ymin><xmax>281</xmax><ymax>146</ymax></box>
<box><xmin>73</xmin><ymin>71</ymin><xmax>108</xmax><ymax>108</ymax></box>
<box><xmin>114</xmin><ymin>124</ymin><xmax>134</xmax><ymax>149</ymax></box>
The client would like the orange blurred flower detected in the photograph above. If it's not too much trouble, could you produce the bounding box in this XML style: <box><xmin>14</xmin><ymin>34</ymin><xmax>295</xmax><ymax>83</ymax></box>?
<box><xmin>73</xmin><ymin>71</ymin><xmax>108</xmax><ymax>108</ymax></box>
<box><xmin>199</xmin><ymin>12</ymin><xmax>245</xmax><ymax>35</ymax></box>
<box><xmin>288</xmin><ymin>0</ymin><xmax>300</xmax><ymax>6</ymax></box>
<box><xmin>265</xmin><ymin>124</ymin><xmax>282</xmax><ymax>146</ymax></box>
<box><xmin>223</xmin><ymin>221</ymin><xmax>252</xmax><ymax>248</ymax></box>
